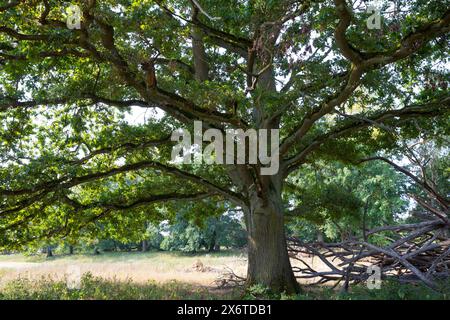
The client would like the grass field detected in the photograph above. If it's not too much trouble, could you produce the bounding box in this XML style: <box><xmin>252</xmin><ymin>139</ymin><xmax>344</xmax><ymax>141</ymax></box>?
<box><xmin>0</xmin><ymin>251</ymin><xmax>449</xmax><ymax>300</ymax></box>
<box><xmin>0</xmin><ymin>250</ymin><xmax>247</xmax><ymax>299</ymax></box>
<box><xmin>0</xmin><ymin>250</ymin><xmax>247</xmax><ymax>288</ymax></box>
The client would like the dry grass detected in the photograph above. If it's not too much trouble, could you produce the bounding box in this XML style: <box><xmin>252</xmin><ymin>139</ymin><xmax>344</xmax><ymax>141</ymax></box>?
<box><xmin>0</xmin><ymin>250</ymin><xmax>338</xmax><ymax>289</ymax></box>
<box><xmin>0</xmin><ymin>251</ymin><xmax>248</xmax><ymax>288</ymax></box>
<box><xmin>2</xmin><ymin>251</ymin><xmax>448</xmax><ymax>300</ymax></box>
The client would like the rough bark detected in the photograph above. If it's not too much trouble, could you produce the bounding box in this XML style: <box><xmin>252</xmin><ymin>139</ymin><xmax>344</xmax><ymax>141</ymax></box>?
<box><xmin>191</xmin><ymin>6</ymin><xmax>209</xmax><ymax>83</ymax></box>
<box><xmin>244</xmin><ymin>178</ymin><xmax>300</xmax><ymax>294</ymax></box>
<box><xmin>226</xmin><ymin>24</ymin><xmax>299</xmax><ymax>292</ymax></box>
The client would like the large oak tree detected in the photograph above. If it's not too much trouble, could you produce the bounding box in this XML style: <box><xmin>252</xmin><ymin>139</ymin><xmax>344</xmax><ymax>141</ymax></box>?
<box><xmin>0</xmin><ymin>0</ymin><xmax>449</xmax><ymax>293</ymax></box>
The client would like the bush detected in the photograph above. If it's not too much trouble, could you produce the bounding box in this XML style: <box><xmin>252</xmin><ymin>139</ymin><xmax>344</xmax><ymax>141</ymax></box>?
<box><xmin>241</xmin><ymin>280</ymin><xmax>450</xmax><ymax>300</ymax></box>
<box><xmin>0</xmin><ymin>273</ymin><xmax>238</xmax><ymax>300</ymax></box>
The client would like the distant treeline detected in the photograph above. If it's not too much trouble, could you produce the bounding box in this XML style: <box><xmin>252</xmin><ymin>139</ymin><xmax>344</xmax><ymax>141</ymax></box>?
<box><xmin>20</xmin><ymin>213</ymin><xmax>248</xmax><ymax>257</ymax></box>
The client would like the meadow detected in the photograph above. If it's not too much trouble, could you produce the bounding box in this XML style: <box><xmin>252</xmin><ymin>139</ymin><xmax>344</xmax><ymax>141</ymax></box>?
<box><xmin>0</xmin><ymin>251</ymin><xmax>448</xmax><ymax>300</ymax></box>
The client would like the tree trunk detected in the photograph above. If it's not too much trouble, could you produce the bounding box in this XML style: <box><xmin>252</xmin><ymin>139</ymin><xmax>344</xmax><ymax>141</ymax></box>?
<box><xmin>69</xmin><ymin>245</ymin><xmax>74</xmax><ymax>255</ymax></box>
<box><xmin>224</xmin><ymin>25</ymin><xmax>294</xmax><ymax>291</ymax></box>
<box><xmin>142</xmin><ymin>240</ymin><xmax>148</xmax><ymax>252</ymax></box>
<box><xmin>317</xmin><ymin>231</ymin><xmax>324</xmax><ymax>242</ymax></box>
<box><xmin>46</xmin><ymin>246</ymin><xmax>53</xmax><ymax>258</ymax></box>
<box><xmin>245</xmin><ymin>183</ymin><xmax>300</xmax><ymax>294</ymax></box>
<box><xmin>208</xmin><ymin>230</ymin><xmax>217</xmax><ymax>252</ymax></box>
<box><xmin>191</xmin><ymin>12</ymin><xmax>209</xmax><ymax>82</ymax></box>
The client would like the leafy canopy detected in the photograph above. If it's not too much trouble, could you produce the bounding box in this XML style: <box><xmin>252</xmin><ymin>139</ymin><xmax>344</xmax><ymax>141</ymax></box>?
<box><xmin>0</xmin><ymin>0</ymin><xmax>449</xmax><ymax>249</ymax></box>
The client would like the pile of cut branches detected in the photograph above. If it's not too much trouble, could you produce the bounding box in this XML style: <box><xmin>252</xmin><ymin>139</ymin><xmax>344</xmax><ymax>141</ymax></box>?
<box><xmin>214</xmin><ymin>266</ymin><xmax>246</xmax><ymax>289</ymax></box>
<box><xmin>288</xmin><ymin>219</ymin><xmax>450</xmax><ymax>290</ymax></box>
<box><xmin>288</xmin><ymin>149</ymin><xmax>449</xmax><ymax>291</ymax></box>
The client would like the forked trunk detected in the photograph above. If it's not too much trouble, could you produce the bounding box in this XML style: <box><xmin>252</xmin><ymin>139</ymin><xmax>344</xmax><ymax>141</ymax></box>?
<box><xmin>245</xmin><ymin>186</ymin><xmax>299</xmax><ymax>294</ymax></box>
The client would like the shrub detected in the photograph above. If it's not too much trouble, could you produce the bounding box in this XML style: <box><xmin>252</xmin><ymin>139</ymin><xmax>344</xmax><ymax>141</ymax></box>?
<box><xmin>0</xmin><ymin>273</ymin><xmax>237</xmax><ymax>300</ymax></box>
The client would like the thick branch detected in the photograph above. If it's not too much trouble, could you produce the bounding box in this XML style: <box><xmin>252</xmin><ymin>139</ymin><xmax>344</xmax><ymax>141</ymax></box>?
<box><xmin>285</xmin><ymin>98</ymin><xmax>450</xmax><ymax>173</ymax></box>
<box><xmin>279</xmin><ymin>7</ymin><xmax>450</xmax><ymax>159</ymax></box>
<box><xmin>1</xmin><ymin>160</ymin><xmax>243</xmax><ymax>208</ymax></box>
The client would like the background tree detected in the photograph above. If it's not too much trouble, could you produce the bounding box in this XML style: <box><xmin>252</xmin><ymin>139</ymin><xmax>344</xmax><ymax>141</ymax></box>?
<box><xmin>0</xmin><ymin>0</ymin><xmax>449</xmax><ymax>293</ymax></box>
<box><xmin>159</xmin><ymin>212</ymin><xmax>246</xmax><ymax>252</ymax></box>
<box><xmin>286</xmin><ymin>159</ymin><xmax>409</xmax><ymax>243</ymax></box>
